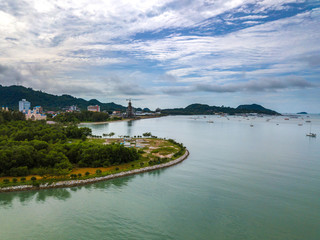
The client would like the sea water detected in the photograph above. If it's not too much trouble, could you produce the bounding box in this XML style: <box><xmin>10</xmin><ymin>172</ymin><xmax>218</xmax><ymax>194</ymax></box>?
<box><xmin>1</xmin><ymin>115</ymin><xmax>319</xmax><ymax>240</ymax></box>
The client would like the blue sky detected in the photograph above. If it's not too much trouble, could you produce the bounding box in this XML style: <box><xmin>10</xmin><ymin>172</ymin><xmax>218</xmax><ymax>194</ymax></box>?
<box><xmin>0</xmin><ymin>0</ymin><xmax>319</xmax><ymax>113</ymax></box>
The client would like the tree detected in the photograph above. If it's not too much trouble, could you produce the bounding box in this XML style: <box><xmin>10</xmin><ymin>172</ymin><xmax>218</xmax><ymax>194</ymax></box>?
<box><xmin>143</xmin><ymin>132</ymin><xmax>152</xmax><ymax>137</ymax></box>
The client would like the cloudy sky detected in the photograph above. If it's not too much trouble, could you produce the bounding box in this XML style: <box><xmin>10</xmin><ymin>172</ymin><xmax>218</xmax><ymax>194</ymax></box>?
<box><xmin>0</xmin><ymin>0</ymin><xmax>319</xmax><ymax>112</ymax></box>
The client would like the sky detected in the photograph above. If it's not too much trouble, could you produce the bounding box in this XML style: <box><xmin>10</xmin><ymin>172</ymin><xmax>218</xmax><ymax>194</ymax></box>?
<box><xmin>0</xmin><ymin>0</ymin><xmax>319</xmax><ymax>113</ymax></box>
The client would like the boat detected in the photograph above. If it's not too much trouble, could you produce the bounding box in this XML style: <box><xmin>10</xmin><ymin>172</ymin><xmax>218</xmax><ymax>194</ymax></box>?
<box><xmin>306</xmin><ymin>122</ymin><xmax>316</xmax><ymax>137</ymax></box>
<box><xmin>207</xmin><ymin>120</ymin><xmax>214</xmax><ymax>123</ymax></box>
<box><xmin>250</xmin><ymin>124</ymin><xmax>254</xmax><ymax>127</ymax></box>
<box><xmin>306</xmin><ymin>133</ymin><xmax>316</xmax><ymax>137</ymax></box>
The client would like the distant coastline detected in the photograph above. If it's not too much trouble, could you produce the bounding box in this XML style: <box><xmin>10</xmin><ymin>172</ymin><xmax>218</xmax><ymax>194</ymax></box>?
<box><xmin>78</xmin><ymin>115</ymin><xmax>162</xmax><ymax>125</ymax></box>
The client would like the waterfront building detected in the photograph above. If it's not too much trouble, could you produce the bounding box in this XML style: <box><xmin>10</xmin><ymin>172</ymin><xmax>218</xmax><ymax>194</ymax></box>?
<box><xmin>112</xmin><ymin>111</ymin><xmax>122</xmax><ymax>117</ymax></box>
<box><xmin>33</xmin><ymin>106</ymin><xmax>43</xmax><ymax>114</ymax></box>
<box><xmin>19</xmin><ymin>99</ymin><xmax>31</xmax><ymax>112</ymax></box>
<box><xmin>68</xmin><ymin>105</ymin><xmax>79</xmax><ymax>112</ymax></box>
<box><xmin>25</xmin><ymin>107</ymin><xmax>47</xmax><ymax>120</ymax></box>
<box><xmin>87</xmin><ymin>105</ymin><xmax>100</xmax><ymax>112</ymax></box>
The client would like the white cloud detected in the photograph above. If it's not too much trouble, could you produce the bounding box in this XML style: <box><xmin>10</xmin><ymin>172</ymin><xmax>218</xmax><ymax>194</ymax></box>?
<box><xmin>0</xmin><ymin>0</ymin><xmax>318</xmax><ymax>111</ymax></box>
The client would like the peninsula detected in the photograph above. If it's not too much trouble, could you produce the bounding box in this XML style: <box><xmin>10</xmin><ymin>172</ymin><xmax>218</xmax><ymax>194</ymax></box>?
<box><xmin>0</xmin><ymin>111</ymin><xmax>188</xmax><ymax>192</ymax></box>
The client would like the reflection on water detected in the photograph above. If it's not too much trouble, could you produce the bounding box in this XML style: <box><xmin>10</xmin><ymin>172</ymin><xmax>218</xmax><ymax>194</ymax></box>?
<box><xmin>0</xmin><ymin>191</ymin><xmax>35</xmax><ymax>207</ymax></box>
<box><xmin>126</xmin><ymin>120</ymin><xmax>134</xmax><ymax>136</ymax></box>
<box><xmin>146</xmin><ymin>168</ymin><xmax>168</xmax><ymax>177</ymax></box>
<box><xmin>0</xmin><ymin>188</ymin><xmax>71</xmax><ymax>206</ymax></box>
<box><xmin>90</xmin><ymin>123</ymin><xmax>109</xmax><ymax>131</ymax></box>
<box><xmin>36</xmin><ymin>188</ymin><xmax>71</xmax><ymax>202</ymax></box>
<box><xmin>0</xmin><ymin>174</ymin><xmax>138</xmax><ymax>206</ymax></box>
<box><xmin>85</xmin><ymin>174</ymin><xmax>135</xmax><ymax>190</ymax></box>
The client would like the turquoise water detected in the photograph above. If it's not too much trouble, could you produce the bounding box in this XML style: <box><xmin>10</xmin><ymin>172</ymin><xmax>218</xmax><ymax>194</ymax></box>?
<box><xmin>1</xmin><ymin>115</ymin><xmax>320</xmax><ymax>240</ymax></box>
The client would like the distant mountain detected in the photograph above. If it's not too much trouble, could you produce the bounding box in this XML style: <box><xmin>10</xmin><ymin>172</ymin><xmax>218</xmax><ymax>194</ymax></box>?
<box><xmin>0</xmin><ymin>85</ymin><xmax>126</xmax><ymax>112</ymax></box>
<box><xmin>297</xmin><ymin>112</ymin><xmax>307</xmax><ymax>114</ymax></box>
<box><xmin>0</xmin><ymin>85</ymin><xmax>279</xmax><ymax>115</ymax></box>
<box><xmin>162</xmin><ymin>103</ymin><xmax>279</xmax><ymax>115</ymax></box>
<box><xmin>236</xmin><ymin>104</ymin><xmax>278</xmax><ymax>115</ymax></box>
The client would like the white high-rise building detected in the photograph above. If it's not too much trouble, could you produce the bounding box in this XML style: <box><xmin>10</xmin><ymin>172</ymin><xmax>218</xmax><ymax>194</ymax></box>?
<box><xmin>19</xmin><ymin>99</ymin><xmax>31</xmax><ymax>112</ymax></box>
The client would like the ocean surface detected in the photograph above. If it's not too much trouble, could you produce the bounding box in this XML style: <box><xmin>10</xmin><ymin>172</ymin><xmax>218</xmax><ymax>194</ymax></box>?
<box><xmin>1</xmin><ymin>115</ymin><xmax>320</xmax><ymax>240</ymax></box>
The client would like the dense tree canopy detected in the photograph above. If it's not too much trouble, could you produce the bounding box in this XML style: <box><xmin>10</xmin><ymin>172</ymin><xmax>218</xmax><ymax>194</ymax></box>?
<box><xmin>0</xmin><ymin>110</ymin><xmax>25</xmax><ymax>123</ymax></box>
<box><xmin>53</xmin><ymin>111</ymin><xmax>110</xmax><ymax>123</ymax></box>
<box><xmin>0</xmin><ymin>120</ymin><xmax>139</xmax><ymax>177</ymax></box>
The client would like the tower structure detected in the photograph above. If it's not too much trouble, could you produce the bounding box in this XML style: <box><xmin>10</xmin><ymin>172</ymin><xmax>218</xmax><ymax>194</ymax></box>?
<box><xmin>126</xmin><ymin>99</ymin><xmax>135</xmax><ymax>118</ymax></box>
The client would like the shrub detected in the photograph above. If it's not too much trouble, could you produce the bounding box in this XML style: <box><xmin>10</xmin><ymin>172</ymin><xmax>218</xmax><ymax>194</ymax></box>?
<box><xmin>78</xmin><ymin>173</ymin><xmax>82</xmax><ymax>177</ymax></box>
<box><xmin>131</xmin><ymin>164</ymin><xmax>134</xmax><ymax>168</ymax></box>
<box><xmin>3</xmin><ymin>179</ymin><xmax>10</xmax><ymax>184</ymax></box>
<box><xmin>85</xmin><ymin>172</ymin><xmax>90</xmax><ymax>176</ymax></box>
<box><xmin>115</xmin><ymin>167</ymin><xmax>119</xmax><ymax>171</ymax></box>
<box><xmin>12</xmin><ymin>178</ymin><xmax>18</xmax><ymax>183</ymax></box>
<box><xmin>31</xmin><ymin>176</ymin><xmax>37</xmax><ymax>181</ymax></box>
<box><xmin>142</xmin><ymin>132</ymin><xmax>152</xmax><ymax>137</ymax></box>
<box><xmin>140</xmin><ymin>162</ymin><xmax>144</xmax><ymax>167</ymax></box>
<box><xmin>96</xmin><ymin>169</ymin><xmax>102</xmax><ymax>174</ymax></box>
<box><xmin>20</xmin><ymin>177</ymin><xmax>26</xmax><ymax>182</ymax></box>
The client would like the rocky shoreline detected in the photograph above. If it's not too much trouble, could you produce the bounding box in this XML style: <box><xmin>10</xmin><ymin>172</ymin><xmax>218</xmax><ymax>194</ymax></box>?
<box><xmin>0</xmin><ymin>150</ymin><xmax>189</xmax><ymax>193</ymax></box>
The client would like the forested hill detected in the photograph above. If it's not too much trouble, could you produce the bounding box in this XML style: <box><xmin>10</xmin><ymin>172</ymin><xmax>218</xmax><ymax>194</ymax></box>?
<box><xmin>0</xmin><ymin>85</ymin><xmax>126</xmax><ymax>111</ymax></box>
<box><xmin>162</xmin><ymin>103</ymin><xmax>279</xmax><ymax>115</ymax></box>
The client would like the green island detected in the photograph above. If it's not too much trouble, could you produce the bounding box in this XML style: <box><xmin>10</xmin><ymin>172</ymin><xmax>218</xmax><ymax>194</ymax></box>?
<box><xmin>0</xmin><ymin>111</ymin><xmax>187</xmax><ymax>191</ymax></box>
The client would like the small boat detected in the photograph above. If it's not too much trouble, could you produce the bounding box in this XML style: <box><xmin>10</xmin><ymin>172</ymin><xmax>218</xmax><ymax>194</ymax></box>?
<box><xmin>250</xmin><ymin>124</ymin><xmax>254</xmax><ymax>127</ymax></box>
<box><xmin>306</xmin><ymin>133</ymin><xmax>316</xmax><ymax>137</ymax></box>
<box><xmin>298</xmin><ymin>123</ymin><xmax>303</xmax><ymax>126</ymax></box>
<box><xmin>306</xmin><ymin>120</ymin><xmax>311</xmax><ymax>123</ymax></box>
<box><xmin>207</xmin><ymin>120</ymin><xmax>214</xmax><ymax>123</ymax></box>
<box><xmin>284</xmin><ymin>118</ymin><xmax>289</xmax><ymax>120</ymax></box>
<box><xmin>306</xmin><ymin>122</ymin><xmax>316</xmax><ymax>137</ymax></box>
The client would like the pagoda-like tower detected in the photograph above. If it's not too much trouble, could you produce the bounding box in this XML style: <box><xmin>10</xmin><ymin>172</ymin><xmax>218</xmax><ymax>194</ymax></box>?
<box><xmin>126</xmin><ymin>99</ymin><xmax>135</xmax><ymax>118</ymax></box>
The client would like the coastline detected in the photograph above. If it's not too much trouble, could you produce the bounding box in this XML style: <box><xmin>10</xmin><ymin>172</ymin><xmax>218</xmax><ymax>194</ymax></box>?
<box><xmin>0</xmin><ymin>150</ymin><xmax>189</xmax><ymax>193</ymax></box>
<box><xmin>78</xmin><ymin>115</ymin><xmax>163</xmax><ymax>125</ymax></box>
